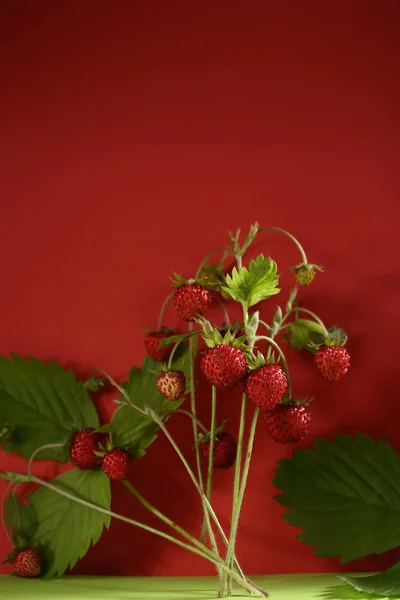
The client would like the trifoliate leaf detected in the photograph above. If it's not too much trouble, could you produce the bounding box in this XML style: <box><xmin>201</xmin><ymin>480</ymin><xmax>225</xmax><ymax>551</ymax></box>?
<box><xmin>29</xmin><ymin>469</ymin><xmax>110</xmax><ymax>577</ymax></box>
<box><xmin>274</xmin><ymin>434</ymin><xmax>400</xmax><ymax>562</ymax></box>
<box><xmin>0</xmin><ymin>355</ymin><xmax>99</xmax><ymax>460</ymax></box>
<box><xmin>5</xmin><ymin>495</ymin><xmax>38</xmax><ymax>542</ymax></box>
<box><xmin>111</xmin><ymin>349</ymin><xmax>190</xmax><ymax>457</ymax></box>
<box><xmin>222</xmin><ymin>254</ymin><xmax>280</xmax><ymax>309</ymax></box>
<box><xmin>339</xmin><ymin>561</ymin><xmax>400</xmax><ymax>597</ymax></box>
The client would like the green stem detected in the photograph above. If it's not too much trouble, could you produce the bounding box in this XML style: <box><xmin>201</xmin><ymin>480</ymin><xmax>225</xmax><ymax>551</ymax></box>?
<box><xmin>195</xmin><ymin>247</ymin><xmax>232</xmax><ymax>280</ymax></box>
<box><xmin>200</xmin><ymin>385</ymin><xmax>217</xmax><ymax>542</ymax></box>
<box><xmin>157</xmin><ymin>291</ymin><xmax>175</xmax><ymax>330</ymax></box>
<box><xmin>221</xmin><ymin>392</ymin><xmax>247</xmax><ymax>596</ymax></box>
<box><xmin>212</xmin><ymin>297</ymin><xmax>231</xmax><ymax>326</ymax></box>
<box><xmin>167</xmin><ymin>339</ymin><xmax>184</xmax><ymax>369</ymax></box>
<box><xmin>167</xmin><ymin>409</ymin><xmax>209</xmax><ymax>435</ymax></box>
<box><xmin>254</xmin><ymin>336</ymin><xmax>292</xmax><ymax>398</ymax></box>
<box><xmin>259</xmin><ymin>227</ymin><xmax>308</xmax><ymax>264</ymax></box>
<box><xmin>27</xmin><ymin>443</ymin><xmax>65</xmax><ymax>476</ymax></box>
<box><xmin>288</xmin><ymin>307</ymin><xmax>329</xmax><ymax>338</ymax></box>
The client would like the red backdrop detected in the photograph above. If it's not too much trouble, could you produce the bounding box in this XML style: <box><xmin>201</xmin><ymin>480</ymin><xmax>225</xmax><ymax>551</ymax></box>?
<box><xmin>1</xmin><ymin>0</ymin><xmax>399</xmax><ymax>577</ymax></box>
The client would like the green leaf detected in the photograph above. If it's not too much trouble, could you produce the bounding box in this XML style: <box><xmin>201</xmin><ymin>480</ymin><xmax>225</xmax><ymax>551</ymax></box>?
<box><xmin>222</xmin><ymin>254</ymin><xmax>280</xmax><ymax>309</ymax></box>
<box><xmin>274</xmin><ymin>434</ymin><xmax>400</xmax><ymax>562</ymax></box>
<box><xmin>0</xmin><ymin>355</ymin><xmax>99</xmax><ymax>460</ymax></box>
<box><xmin>339</xmin><ymin>562</ymin><xmax>400</xmax><ymax>597</ymax></box>
<box><xmin>112</xmin><ymin>350</ymin><xmax>190</xmax><ymax>457</ymax></box>
<box><xmin>5</xmin><ymin>495</ymin><xmax>38</xmax><ymax>542</ymax></box>
<box><xmin>284</xmin><ymin>319</ymin><xmax>326</xmax><ymax>351</ymax></box>
<box><xmin>29</xmin><ymin>469</ymin><xmax>110</xmax><ymax>577</ymax></box>
<box><xmin>0</xmin><ymin>472</ymin><xmax>32</xmax><ymax>483</ymax></box>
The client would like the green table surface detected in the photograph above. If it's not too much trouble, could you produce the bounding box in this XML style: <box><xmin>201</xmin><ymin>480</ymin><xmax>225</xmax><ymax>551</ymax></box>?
<box><xmin>0</xmin><ymin>574</ymin><xmax>380</xmax><ymax>600</ymax></box>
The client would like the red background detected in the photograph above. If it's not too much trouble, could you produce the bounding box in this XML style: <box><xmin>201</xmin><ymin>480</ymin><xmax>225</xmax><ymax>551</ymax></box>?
<box><xmin>1</xmin><ymin>0</ymin><xmax>399</xmax><ymax>577</ymax></box>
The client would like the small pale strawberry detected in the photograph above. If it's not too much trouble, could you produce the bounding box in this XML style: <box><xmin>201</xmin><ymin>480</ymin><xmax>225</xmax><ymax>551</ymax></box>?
<box><xmin>201</xmin><ymin>345</ymin><xmax>248</xmax><ymax>388</ymax></box>
<box><xmin>102</xmin><ymin>448</ymin><xmax>131</xmax><ymax>480</ymax></box>
<box><xmin>144</xmin><ymin>330</ymin><xmax>175</xmax><ymax>362</ymax></box>
<box><xmin>315</xmin><ymin>346</ymin><xmax>350</xmax><ymax>382</ymax></box>
<box><xmin>295</xmin><ymin>265</ymin><xmax>316</xmax><ymax>286</ymax></box>
<box><xmin>200</xmin><ymin>432</ymin><xmax>237</xmax><ymax>469</ymax></box>
<box><xmin>69</xmin><ymin>427</ymin><xmax>107</xmax><ymax>470</ymax></box>
<box><xmin>245</xmin><ymin>364</ymin><xmax>287</xmax><ymax>409</ymax></box>
<box><xmin>174</xmin><ymin>284</ymin><xmax>211</xmax><ymax>321</ymax></box>
<box><xmin>264</xmin><ymin>404</ymin><xmax>311</xmax><ymax>444</ymax></box>
<box><xmin>156</xmin><ymin>370</ymin><xmax>186</xmax><ymax>400</ymax></box>
<box><xmin>12</xmin><ymin>548</ymin><xmax>42</xmax><ymax>578</ymax></box>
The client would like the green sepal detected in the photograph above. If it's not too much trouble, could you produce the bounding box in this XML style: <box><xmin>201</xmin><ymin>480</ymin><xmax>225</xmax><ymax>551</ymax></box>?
<box><xmin>290</xmin><ymin>262</ymin><xmax>325</xmax><ymax>273</ymax></box>
<box><xmin>279</xmin><ymin>395</ymin><xmax>314</xmax><ymax>407</ymax></box>
<box><xmin>198</xmin><ymin>420</ymin><xmax>227</xmax><ymax>444</ymax></box>
<box><xmin>158</xmin><ymin>329</ymin><xmax>199</xmax><ymax>349</ymax></box>
<box><xmin>247</xmin><ymin>351</ymin><xmax>266</xmax><ymax>370</ymax></box>
<box><xmin>325</xmin><ymin>326</ymin><xmax>348</xmax><ymax>347</ymax></box>
<box><xmin>222</xmin><ymin>254</ymin><xmax>280</xmax><ymax>310</ymax></box>
<box><xmin>83</xmin><ymin>376</ymin><xmax>105</xmax><ymax>392</ymax></box>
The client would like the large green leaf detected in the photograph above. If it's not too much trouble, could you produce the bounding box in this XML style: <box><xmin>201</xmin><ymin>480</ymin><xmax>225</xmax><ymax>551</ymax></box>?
<box><xmin>222</xmin><ymin>254</ymin><xmax>280</xmax><ymax>309</ymax></box>
<box><xmin>339</xmin><ymin>562</ymin><xmax>400</xmax><ymax>597</ymax></box>
<box><xmin>0</xmin><ymin>355</ymin><xmax>99</xmax><ymax>460</ymax></box>
<box><xmin>273</xmin><ymin>434</ymin><xmax>400</xmax><ymax>562</ymax></box>
<box><xmin>29</xmin><ymin>469</ymin><xmax>110</xmax><ymax>577</ymax></box>
<box><xmin>112</xmin><ymin>350</ymin><xmax>190</xmax><ymax>457</ymax></box>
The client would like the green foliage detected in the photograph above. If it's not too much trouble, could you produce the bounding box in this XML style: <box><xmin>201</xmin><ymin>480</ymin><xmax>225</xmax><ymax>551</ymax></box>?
<box><xmin>222</xmin><ymin>254</ymin><xmax>280</xmax><ymax>309</ymax></box>
<box><xmin>111</xmin><ymin>350</ymin><xmax>190</xmax><ymax>457</ymax></box>
<box><xmin>5</xmin><ymin>495</ymin><xmax>38</xmax><ymax>545</ymax></box>
<box><xmin>284</xmin><ymin>319</ymin><xmax>325</xmax><ymax>351</ymax></box>
<box><xmin>0</xmin><ymin>355</ymin><xmax>99</xmax><ymax>460</ymax></box>
<box><xmin>29</xmin><ymin>469</ymin><xmax>110</xmax><ymax>577</ymax></box>
<box><xmin>339</xmin><ymin>562</ymin><xmax>400</xmax><ymax>597</ymax></box>
<box><xmin>274</xmin><ymin>434</ymin><xmax>400</xmax><ymax>562</ymax></box>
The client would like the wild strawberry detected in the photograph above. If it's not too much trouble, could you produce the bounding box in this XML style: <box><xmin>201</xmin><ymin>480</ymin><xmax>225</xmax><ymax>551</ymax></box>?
<box><xmin>144</xmin><ymin>330</ymin><xmax>175</xmax><ymax>362</ymax></box>
<box><xmin>315</xmin><ymin>346</ymin><xmax>350</xmax><ymax>382</ymax></box>
<box><xmin>69</xmin><ymin>427</ymin><xmax>107</xmax><ymax>470</ymax></box>
<box><xmin>245</xmin><ymin>364</ymin><xmax>287</xmax><ymax>409</ymax></box>
<box><xmin>12</xmin><ymin>548</ymin><xmax>42</xmax><ymax>578</ymax></box>
<box><xmin>200</xmin><ymin>432</ymin><xmax>237</xmax><ymax>469</ymax></box>
<box><xmin>156</xmin><ymin>370</ymin><xmax>186</xmax><ymax>400</ymax></box>
<box><xmin>174</xmin><ymin>284</ymin><xmax>211</xmax><ymax>321</ymax></box>
<box><xmin>201</xmin><ymin>345</ymin><xmax>248</xmax><ymax>388</ymax></box>
<box><xmin>294</xmin><ymin>265</ymin><xmax>316</xmax><ymax>286</ymax></box>
<box><xmin>264</xmin><ymin>404</ymin><xmax>311</xmax><ymax>444</ymax></box>
<box><xmin>102</xmin><ymin>448</ymin><xmax>131</xmax><ymax>480</ymax></box>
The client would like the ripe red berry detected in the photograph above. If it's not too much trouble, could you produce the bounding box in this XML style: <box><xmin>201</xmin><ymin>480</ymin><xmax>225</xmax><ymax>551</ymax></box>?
<box><xmin>245</xmin><ymin>364</ymin><xmax>287</xmax><ymax>409</ymax></box>
<box><xmin>174</xmin><ymin>284</ymin><xmax>211</xmax><ymax>321</ymax></box>
<box><xmin>69</xmin><ymin>427</ymin><xmax>106</xmax><ymax>470</ymax></box>
<box><xmin>200</xmin><ymin>433</ymin><xmax>237</xmax><ymax>469</ymax></box>
<box><xmin>144</xmin><ymin>330</ymin><xmax>175</xmax><ymax>362</ymax></box>
<box><xmin>102</xmin><ymin>448</ymin><xmax>131</xmax><ymax>480</ymax></box>
<box><xmin>264</xmin><ymin>404</ymin><xmax>311</xmax><ymax>444</ymax></box>
<box><xmin>201</xmin><ymin>345</ymin><xmax>248</xmax><ymax>388</ymax></box>
<box><xmin>156</xmin><ymin>370</ymin><xmax>186</xmax><ymax>400</ymax></box>
<box><xmin>315</xmin><ymin>346</ymin><xmax>350</xmax><ymax>382</ymax></box>
<box><xmin>12</xmin><ymin>548</ymin><xmax>42</xmax><ymax>578</ymax></box>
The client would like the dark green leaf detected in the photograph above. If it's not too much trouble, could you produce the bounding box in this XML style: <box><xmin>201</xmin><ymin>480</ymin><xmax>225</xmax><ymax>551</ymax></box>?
<box><xmin>222</xmin><ymin>254</ymin><xmax>280</xmax><ymax>309</ymax></box>
<box><xmin>0</xmin><ymin>355</ymin><xmax>99</xmax><ymax>460</ymax></box>
<box><xmin>274</xmin><ymin>434</ymin><xmax>400</xmax><ymax>562</ymax></box>
<box><xmin>5</xmin><ymin>495</ymin><xmax>38</xmax><ymax>541</ymax></box>
<box><xmin>112</xmin><ymin>350</ymin><xmax>190</xmax><ymax>456</ymax></box>
<box><xmin>29</xmin><ymin>469</ymin><xmax>110</xmax><ymax>577</ymax></box>
<box><xmin>339</xmin><ymin>561</ymin><xmax>400</xmax><ymax>597</ymax></box>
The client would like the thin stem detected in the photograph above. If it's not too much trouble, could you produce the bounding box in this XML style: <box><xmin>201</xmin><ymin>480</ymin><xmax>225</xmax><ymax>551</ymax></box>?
<box><xmin>259</xmin><ymin>227</ymin><xmax>308</xmax><ymax>264</ymax></box>
<box><xmin>27</xmin><ymin>443</ymin><xmax>65</xmax><ymax>476</ymax></box>
<box><xmin>167</xmin><ymin>409</ymin><xmax>209</xmax><ymax>435</ymax></box>
<box><xmin>167</xmin><ymin>340</ymin><xmax>184</xmax><ymax>369</ymax></box>
<box><xmin>288</xmin><ymin>307</ymin><xmax>329</xmax><ymax>338</ymax></box>
<box><xmin>1</xmin><ymin>482</ymin><xmax>14</xmax><ymax>547</ymax></box>
<box><xmin>254</xmin><ymin>336</ymin><xmax>292</xmax><ymax>398</ymax></box>
<box><xmin>221</xmin><ymin>393</ymin><xmax>247</xmax><ymax>596</ymax></box>
<box><xmin>157</xmin><ymin>291</ymin><xmax>175</xmax><ymax>330</ymax></box>
<box><xmin>258</xmin><ymin>319</ymin><xmax>271</xmax><ymax>333</ymax></box>
<box><xmin>212</xmin><ymin>297</ymin><xmax>231</xmax><ymax>326</ymax></box>
<box><xmin>200</xmin><ymin>385</ymin><xmax>217</xmax><ymax>542</ymax></box>
<box><xmin>195</xmin><ymin>247</ymin><xmax>232</xmax><ymax>280</ymax></box>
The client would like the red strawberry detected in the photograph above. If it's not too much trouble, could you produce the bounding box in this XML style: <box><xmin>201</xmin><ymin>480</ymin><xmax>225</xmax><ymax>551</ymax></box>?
<box><xmin>264</xmin><ymin>404</ymin><xmax>311</xmax><ymax>444</ymax></box>
<box><xmin>200</xmin><ymin>432</ymin><xmax>237</xmax><ymax>469</ymax></box>
<box><xmin>201</xmin><ymin>345</ymin><xmax>248</xmax><ymax>388</ymax></box>
<box><xmin>174</xmin><ymin>284</ymin><xmax>211</xmax><ymax>321</ymax></box>
<box><xmin>245</xmin><ymin>364</ymin><xmax>287</xmax><ymax>409</ymax></box>
<box><xmin>315</xmin><ymin>346</ymin><xmax>350</xmax><ymax>382</ymax></box>
<box><xmin>12</xmin><ymin>548</ymin><xmax>42</xmax><ymax>578</ymax></box>
<box><xmin>156</xmin><ymin>370</ymin><xmax>186</xmax><ymax>400</ymax></box>
<box><xmin>69</xmin><ymin>427</ymin><xmax>107</xmax><ymax>470</ymax></box>
<box><xmin>102</xmin><ymin>448</ymin><xmax>131</xmax><ymax>480</ymax></box>
<box><xmin>144</xmin><ymin>330</ymin><xmax>175</xmax><ymax>362</ymax></box>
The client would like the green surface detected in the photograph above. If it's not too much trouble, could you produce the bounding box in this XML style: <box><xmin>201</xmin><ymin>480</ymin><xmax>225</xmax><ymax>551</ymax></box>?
<box><xmin>0</xmin><ymin>574</ymin><xmax>383</xmax><ymax>600</ymax></box>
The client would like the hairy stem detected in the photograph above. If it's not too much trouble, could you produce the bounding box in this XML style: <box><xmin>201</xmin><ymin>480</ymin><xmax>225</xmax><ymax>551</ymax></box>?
<box><xmin>195</xmin><ymin>247</ymin><xmax>232</xmax><ymax>280</ymax></box>
<box><xmin>288</xmin><ymin>307</ymin><xmax>329</xmax><ymax>338</ymax></box>
<box><xmin>157</xmin><ymin>291</ymin><xmax>175</xmax><ymax>330</ymax></box>
<box><xmin>259</xmin><ymin>226</ymin><xmax>308</xmax><ymax>264</ymax></box>
<box><xmin>200</xmin><ymin>385</ymin><xmax>217</xmax><ymax>543</ymax></box>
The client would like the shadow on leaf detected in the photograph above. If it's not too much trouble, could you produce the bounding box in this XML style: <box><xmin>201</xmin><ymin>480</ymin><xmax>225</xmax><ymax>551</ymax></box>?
<box><xmin>319</xmin><ymin>584</ymin><xmax>383</xmax><ymax>600</ymax></box>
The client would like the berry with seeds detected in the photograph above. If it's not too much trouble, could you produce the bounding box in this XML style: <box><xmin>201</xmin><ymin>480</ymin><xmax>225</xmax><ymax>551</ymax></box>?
<box><xmin>12</xmin><ymin>548</ymin><xmax>42</xmax><ymax>578</ymax></box>
<box><xmin>102</xmin><ymin>448</ymin><xmax>131</xmax><ymax>480</ymax></box>
<box><xmin>156</xmin><ymin>370</ymin><xmax>186</xmax><ymax>400</ymax></box>
<box><xmin>144</xmin><ymin>330</ymin><xmax>175</xmax><ymax>362</ymax></box>
<box><xmin>264</xmin><ymin>404</ymin><xmax>311</xmax><ymax>444</ymax></box>
<box><xmin>69</xmin><ymin>427</ymin><xmax>107</xmax><ymax>470</ymax></box>
<box><xmin>200</xmin><ymin>432</ymin><xmax>237</xmax><ymax>469</ymax></box>
<box><xmin>201</xmin><ymin>345</ymin><xmax>248</xmax><ymax>388</ymax></box>
<box><xmin>315</xmin><ymin>346</ymin><xmax>350</xmax><ymax>382</ymax></box>
<box><xmin>245</xmin><ymin>364</ymin><xmax>287</xmax><ymax>409</ymax></box>
<box><xmin>174</xmin><ymin>284</ymin><xmax>211</xmax><ymax>321</ymax></box>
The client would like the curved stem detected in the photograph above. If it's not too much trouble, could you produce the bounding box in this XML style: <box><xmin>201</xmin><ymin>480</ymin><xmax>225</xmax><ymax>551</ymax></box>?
<box><xmin>195</xmin><ymin>247</ymin><xmax>232</xmax><ymax>280</ymax></box>
<box><xmin>254</xmin><ymin>336</ymin><xmax>292</xmax><ymax>398</ymax></box>
<box><xmin>27</xmin><ymin>443</ymin><xmax>65</xmax><ymax>476</ymax></box>
<box><xmin>288</xmin><ymin>307</ymin><xmax>329</xmax><ymax>338</ymax></box>
<box><xmin>157</xmin><ymin>291</ymin><xmax>175</xmax><ymax>330</ymax></box>
<box><xmin>167</xmin><ymin>409</ymin><xmax>209</xmax><ymax>435</ymax></box>
<box><xmin>1</xmin><ymin>482</ymin><xmax>14</xmax><ymax>547</ymax></box>
<box><xmin>258</xmin><ymin>319</ymin><xmax>271</xmax><ymax>333</ymax></box>
<box><xmin>212</xmin><ymin>297</ymin><xmax>231</xmax><ymax>326</ymax></box>
<box><xmin>259</xmin><ymin>227</ymin><xmax>308</xmax><ymax>264</ymax></box>
<box><xmin>200</xmin><ymin>385</ymin><xmax>217</xmax><ymax>542</ymax></box>
<box><xmin>167</xmin><ymin>340</ymin><xmax>184</xmax><ymax>370</ymax></box>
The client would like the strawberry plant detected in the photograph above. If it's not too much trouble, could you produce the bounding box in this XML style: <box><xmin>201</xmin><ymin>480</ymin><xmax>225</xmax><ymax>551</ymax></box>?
<box><xmin>0</xmin><ymin>223</ymin><xmax>350</xmax><ymax>598</ymax></box>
